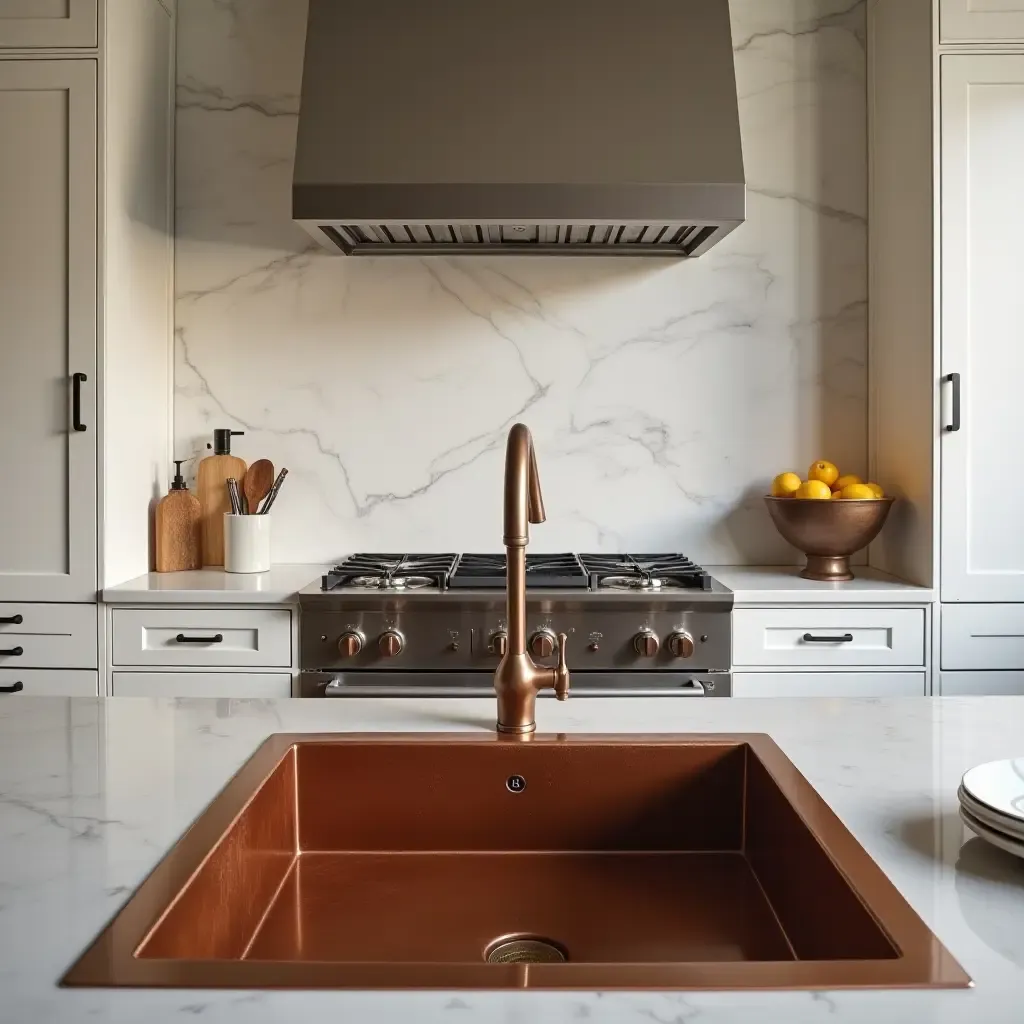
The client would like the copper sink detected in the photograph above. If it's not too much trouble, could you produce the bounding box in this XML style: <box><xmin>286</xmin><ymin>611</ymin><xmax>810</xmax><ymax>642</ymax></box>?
<box><xmin>63</xmin><ymin>734</ymin><xmax>968</xmax><ymax>990</ymax></box>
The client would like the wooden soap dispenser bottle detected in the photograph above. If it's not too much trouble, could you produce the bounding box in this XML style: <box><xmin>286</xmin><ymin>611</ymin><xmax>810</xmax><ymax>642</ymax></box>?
<box><xmin>197</xmin><ymin>429</ymin><xmax>246</xmax><ymax>566</ymax></box>
<box><xmin>155</xmin><ymin>460</ymin><xmax>202</xmax><ymax>572</ymax></box>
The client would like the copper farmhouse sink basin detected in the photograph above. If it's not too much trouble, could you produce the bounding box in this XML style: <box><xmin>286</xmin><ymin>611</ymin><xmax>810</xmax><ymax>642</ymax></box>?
<box><xmin>63</xmin><ymin>734</ymin><xmax>968</xmax><ymax>990</ymax></box>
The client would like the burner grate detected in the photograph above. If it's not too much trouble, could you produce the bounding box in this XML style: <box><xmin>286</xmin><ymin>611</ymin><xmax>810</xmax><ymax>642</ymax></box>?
<box><xmin>579</xmin><ymin>554</ymin><xmax>713</xmax><ymax>592</ymax></box>
<box><xmin>450</xmin><ymin>553</ymin><xmax>588</xmax><ymax>589</ymax></box>
<box><xmin>322</xmin><ymin>553</ymin><xmax>458</xmax><ymax>591</ymax></box>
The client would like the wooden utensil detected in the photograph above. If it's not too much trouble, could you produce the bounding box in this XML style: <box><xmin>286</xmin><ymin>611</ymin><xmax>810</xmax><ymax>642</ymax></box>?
<box><xmin>243</xmin><ymin>460</ymin><xmax>275</xmax><ymax>515</ymax></box>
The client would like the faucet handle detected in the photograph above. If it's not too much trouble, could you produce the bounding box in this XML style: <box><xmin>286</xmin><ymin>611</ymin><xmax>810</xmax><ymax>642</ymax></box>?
<box><xmin>554</xmin><ymin>633</ymin><xmax>570</xmax><ymax>700</ymax></box>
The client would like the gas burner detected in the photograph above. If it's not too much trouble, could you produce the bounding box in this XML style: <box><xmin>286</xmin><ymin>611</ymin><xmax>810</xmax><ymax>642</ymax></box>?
<box><xmin>599</xmin><ymin>575</ymin><xmax>665</xmax><ymax>591</ymax></box>
<box><xmin>450</xmin><ymin>552</ymin><xmax>588</xmax><ymax>589</ymax></box>
<box><xmin>347</xmin><ymin>575</ymin><xmax>436</xmax><ymax>591</ymax></box>
<box><xmin>580</xmin><ymin>554</ymin><xmax>714</xmax><ymax>592</ymax></box>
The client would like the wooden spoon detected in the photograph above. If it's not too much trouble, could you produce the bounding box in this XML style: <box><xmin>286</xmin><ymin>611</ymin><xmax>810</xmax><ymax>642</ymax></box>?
<box><xmin>243</xmin><ymin>459</ymin><xmax>275</xmax><ymax>514</ymax></box>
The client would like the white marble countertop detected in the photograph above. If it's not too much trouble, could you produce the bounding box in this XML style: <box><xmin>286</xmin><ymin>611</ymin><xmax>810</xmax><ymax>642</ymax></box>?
<box><xmin>2</xmin><ymin>695</ymin><xmax>1022</xmax><ymax>1022</ymax></box>
<box><xmin>102</xmin><ymin>564</ymin><xmax>326</xmax><ymax>604</ymax></box>
<box><xmin>102</xmin><ymin>564</ymin><xmax>931</xmax><ymax>606</ymax></box>
<box><xmin>707</xmin><ymin>565</ymin><xmax>933</xmax><ymax>604</ymax></box>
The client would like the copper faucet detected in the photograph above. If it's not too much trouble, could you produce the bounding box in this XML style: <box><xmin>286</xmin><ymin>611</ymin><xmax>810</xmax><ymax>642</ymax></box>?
<box><xmin>494</xmin><ymin>424</ymin><xmax>570</xmax><ymax>733</ymax></box>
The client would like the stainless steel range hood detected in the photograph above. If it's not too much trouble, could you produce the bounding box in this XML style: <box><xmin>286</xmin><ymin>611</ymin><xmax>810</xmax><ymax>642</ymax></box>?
<box><xmin>293</xmin><ymin>0</ymin><xmax>746</xmax><ymax>257</ymax></box>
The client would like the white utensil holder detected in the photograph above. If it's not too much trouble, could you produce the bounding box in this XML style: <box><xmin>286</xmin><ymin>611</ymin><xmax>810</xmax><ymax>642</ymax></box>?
<box><xmin>223</xmin><ymin>514</ymin><xmax>271</xmax><ymax>573</ymax></box>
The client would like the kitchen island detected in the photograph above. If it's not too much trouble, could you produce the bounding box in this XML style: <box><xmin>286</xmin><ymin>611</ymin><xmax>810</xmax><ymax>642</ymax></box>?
<box><xmin>1</xmin><ymin>695</ymin><xmax>1022</xmax><ymax>1022</ymax></box>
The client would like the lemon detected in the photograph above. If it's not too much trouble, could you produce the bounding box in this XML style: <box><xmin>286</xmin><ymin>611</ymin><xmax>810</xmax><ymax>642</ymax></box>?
<box><xmin>808</xmin><ymin>461</ymin><xmax>839</xmax><ymax>488</ymax></box>
<box><xmin>831</xmin><ymin>490</ymin><xmax>843</xmax><ymax>499</ymax></box>
<box><xmin>841</xmin><ymin>483</ymin><xmax>876</xmax><ymax>499</ymax></box>
<box><xmin>795</xmin><ymin>479</ymin><xmax>832</xmax><ymax>500</ymax></box>
<box><xmin>866</xmin><ymin>482</ymin><xmax>884</xmax><ymax>498</ymax></box>
<box><xmin>835</xmin><ymin>474</ymin><xmax>862</xmax><ymax>491</ymax></box>
<box><xmin>771</xmin><ymin>471</ymin><xmax>802</xmax><ymax>498</ymax></box>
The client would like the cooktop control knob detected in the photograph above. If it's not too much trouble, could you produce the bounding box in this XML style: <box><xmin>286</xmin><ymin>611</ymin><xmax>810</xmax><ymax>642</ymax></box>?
<box><xmin>667</xmin><ymin>631</ymin><xmax>695</xmax><ymax>659</ymax></box>
<box><xmin>529</xmin><ymin>629</ymin><xmax>557</xmax><ymax>659</ymax></box>
<box><xmin>337</xmin><ymin>631</ymin><xmax>364</xmax><ymax>657</ymax></box>
<box><xmin>633</xmin><ymin>629</ymin><xmax>660</xmax><ymax>657</ymax></box>
<box><xmin>490</xmin><ymin>631</ymin><xmax>508</xmax><ymax>657</ymax></box>
<box><xmin>378</xmin><ymin>630</ymin><xmax>404</xmax><ymax>658</ymax></box>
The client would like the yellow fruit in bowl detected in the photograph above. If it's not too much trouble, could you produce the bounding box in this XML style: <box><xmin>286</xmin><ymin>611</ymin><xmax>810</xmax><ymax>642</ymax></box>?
<box><xmin>841</xmin><ymin>483</ymin><xmax>876</xmax><ymax>499</ymax></box>
<box><xmin>771</xmin><ymin>471</ymin><xmax>802</xmax><ymax>498</ymax></box>
<box><xmin>794</xmin><ymin>479</ymin><xmax>833</xmax><ymax>500</ymax></box>
<box><xmin>835</xmin><ymin>474</ymin><xmax>862</xmax><ymax>491</ymax></box>
<box><xmin>831</xmin><ymin>490</ymin><xmax>843</xmax><ymax>499</ymax></box>
<box><xmin>866</xmin><ymin>482</ymin><xmax>885</xmax><ymax>498</ymax></box>
<box><xmin>808</xmin><ymin>461</ymin><xmax>839</xmax><ymax>487</ymax></box>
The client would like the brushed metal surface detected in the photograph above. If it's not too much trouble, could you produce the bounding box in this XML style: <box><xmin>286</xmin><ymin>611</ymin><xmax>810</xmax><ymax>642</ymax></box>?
<box><xmin>63</xmin><ymin>734</ymin><xmax>969</xmax><ymax>990</ymax></box>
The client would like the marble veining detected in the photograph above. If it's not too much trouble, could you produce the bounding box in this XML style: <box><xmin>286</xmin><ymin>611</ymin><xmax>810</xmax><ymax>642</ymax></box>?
<box><xmin>4</xmin><ymin>695</ymin><xmax>1024</xmax><ymax>1021</ymax></box>
<box><xmin>174</xmin><ymin>0</ymin><xmax>867</xmax><ymax>563</ymax></box>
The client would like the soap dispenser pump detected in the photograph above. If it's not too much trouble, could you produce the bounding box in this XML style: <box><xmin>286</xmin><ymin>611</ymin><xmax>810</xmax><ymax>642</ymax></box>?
<box><xmin>155</xmin><ymin>460</ymin><xmax>202</xmax><ymax>572</ymax></box>
<box><xmin>197</xmin><ymin>429</ymin><xmax>246</xmax><ymax>566</ymax></box>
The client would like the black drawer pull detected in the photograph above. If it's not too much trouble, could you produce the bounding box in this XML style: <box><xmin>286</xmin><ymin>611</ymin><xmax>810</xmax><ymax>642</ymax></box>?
<box><xmin>944</xmin><ymin>372</ymin><xmax>961</xmax><ymax>432</ymax></box>
<box><xmin>802</xmin><ymin>633</ymin><xmax>854</xmax><ymax>643</ymax></box>
<box><xmin>0</xmin><ymin>647</ymin><xmax>24</xmax><ymax>656</ymax></box>
<box><xmin>174</xmin><ymin>633</ymin><xmax>223</xmax><ymax>644</ymax></box>
<box><xmin>72</xmin><ymin>372</ymin><xmax>88</xmax><ymax>432</ymax></box>
<box><xmin>0</xmin><ymin>682</ymin><xmax>24</xmax><ymax>694</ymax></box>
<box><xmin>0</xmin><ymin>615</ymin><xmax>23</xmax><ymax>625</ymax></box>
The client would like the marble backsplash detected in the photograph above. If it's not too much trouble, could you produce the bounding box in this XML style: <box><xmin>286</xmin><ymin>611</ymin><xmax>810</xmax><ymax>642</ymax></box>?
<box><xmin>174</xmin><ymin>0</ymin><xmax>867</xmax><ymax>563</ymax></box>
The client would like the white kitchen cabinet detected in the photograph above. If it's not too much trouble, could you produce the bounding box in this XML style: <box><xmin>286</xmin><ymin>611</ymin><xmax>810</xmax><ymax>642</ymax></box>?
<box><xmin>938</xmin><ymin>671</ymin><xmax>1024</xmax><ymax>695</ymax></box>
<box><xmin>942</xmin><ymin>603</ymin><xmax>1024</xmax><ymax>669</ymax></box>
<box><xmin>111</xmin><ymin>672</ymin><xmax>292</xmax><ymax>698</ymax></box>
<box><xmin>733</xmin><ymin>672</ymin><xmax>926</xmax><ymax>699</ymax></box>
<box><xmin>940</xmin><ymin>55</ymin><xmax>1024</xmax><ymax>603</ymax></box>
<box><xmin>0</xmin><ymin>668</ymin><xmax>97</xmax><ymax>697</ymax></box>
<box><xmin>0</xmin><ymin>59</ymin><xmax>97</xmax><ymax>602</ymax></box>
<box><xmin>940</xmin><ymin>0</ymin><xmax>1024</xmax><ymax>43</ymax></box>
<box><xmin>0</xmin><ymin>0</ymin><xmax>97</xmax><ymax>48</ymax></box>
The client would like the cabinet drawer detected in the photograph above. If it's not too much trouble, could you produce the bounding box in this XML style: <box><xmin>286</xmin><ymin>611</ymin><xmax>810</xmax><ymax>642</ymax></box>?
<box><xmin>111</xmin><ymin>608</ymin><xmax>291</xmax><ymax>667</ymax></box>
<box><xmin>0</xmin><ymin>603</ymin><xmax>97</xmax><ymax>668</ymax></box>
<box><xmin>111</xmin><ymin>672</ymin><xmax>292</xmax><ymax>698</ymax></box>
<box><xmin>0</xmin><ymin>668</ymin><xmax>97</xmax><ymax>697</ymax></box>
<box><xmin>733</xmin><ymin>672</ymin><xmax>926</xmax><ymax>699</ymax></box>
<box><xmin>733</xmin><ymin>608</ymin><xmax>925</xmax><ymax>667</ymax></box>
<box><xmin>942</xmin><ymin>605</ymin><xmax>1024</xmax><ymax>670</ymax></box>
<box><xmin>939</xmin><ymin>671</ymin><xmax>1024</xmax><ymax>696</ymax></box>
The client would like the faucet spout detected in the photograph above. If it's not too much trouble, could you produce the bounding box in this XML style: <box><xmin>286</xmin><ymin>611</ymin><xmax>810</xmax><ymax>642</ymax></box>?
<box><xmin>495</xmin><ymin>424</ymin><xmax>569</xmax><ymax>734</ymax></box>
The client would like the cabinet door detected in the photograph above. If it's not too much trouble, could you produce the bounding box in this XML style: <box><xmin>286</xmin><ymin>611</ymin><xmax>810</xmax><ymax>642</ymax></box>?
<box><xmin>941</xmin><ymin>0</ymin><xmax>1024</xmax><ymax>42</ymax></box>
<box><xmin>938</xmin><ymin>671</ymin><xmax>1024</xmax><ymax>696</ymax></box>
<box><xmin>941</xmin><ymin>56</ymin><xmax>1024</xmax><ymax>602</ymax></box>
<box><xmin>733</xmin><ymin>672</ymin><xmax>926</xmax><ymax>698</ymax></box>
<box><xmin>0</xmin><ymin>0</ymin><xmax>97</xmax><ymax>48</ymax></box>
<box><xmin>0</xmin><ymin>60</ymin><xmax>96</xmax><ymax>600</ymax></box>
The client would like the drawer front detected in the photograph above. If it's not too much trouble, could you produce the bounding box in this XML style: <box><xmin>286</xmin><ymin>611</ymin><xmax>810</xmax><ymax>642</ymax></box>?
<box><xmin>111</xmin><ymin>608</ymin><xmax>291</xmax><ymax>667</ymax></box>
<box><xmin>0</xmin><ymin>668</ymin><xmax>97</xmax><ymax>697</ymax></box>
<box><xmin>939</xmin><ymin>671</ymin><xmax>1024</xmax><ymax>696</ymax></box>
<box><xmin>112</xmin><ymin>672</ymin><xmax>293</xmax><ymax>698</ymax></box>
<box><xmin>733</xmin><ymin>671</ymin><xmax>926</xmax><ymax>699</ymax></box>
<box><xmin>942</xmin><ymin>604</ymin><xmax>1024</xmax><ymax>670</ymax></box>
<box><xmin>733</xmin><ymin>608</ymin><xmax>925</xmax><ymax>667</ymax></box>
<box><xmin>0</xmin><ymin>603</ymin><xmax>97</xmax><ymax>668</ymax></box>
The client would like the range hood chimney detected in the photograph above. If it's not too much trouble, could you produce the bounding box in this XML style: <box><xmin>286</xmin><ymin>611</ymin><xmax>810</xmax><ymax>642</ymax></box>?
<box><xmin>293</xmin><ymin>0</ymin><xmax>746</xmax><ymax>257</ymax></box>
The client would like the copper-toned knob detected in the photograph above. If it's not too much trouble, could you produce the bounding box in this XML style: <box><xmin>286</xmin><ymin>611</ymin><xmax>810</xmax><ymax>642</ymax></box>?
<box><xmin>491</xmin><ymin>631</ymin><xmax>508</xmax><ymax>657</ymax></box>
<box><xmin>667</xmin><ymin>631</ymin><xmax>695</xmax><ymax>659</ymax></box>
<box><xmin>337</xmin><ymin>631</ymin><xmax>363</xmax><ymax>657</ymax></box>
<box><xmin>529</xmin><ymin>630</ymin><xmax>556</xmax><ymax>658</ymax></box>
<box><xmin>634</xmin><ymin>630</ymin><xmax>660</xmax><ymax>657</ymax></box>
<box><xmin>378</xmin><ymin>630</ymin><xmax>404</xmax><ymax>657</ymax></box>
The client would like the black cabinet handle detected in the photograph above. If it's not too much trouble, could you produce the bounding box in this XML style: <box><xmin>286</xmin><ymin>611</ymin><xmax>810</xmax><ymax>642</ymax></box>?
<box><xmin>802</xmin><ymin>633</ymin><xmax>854</xmax><ymax>643</ymax></box>
<box><xmin>944</xmin><ymin>372</ymin><xmax>960</xmax><ymax>432</ymax></box>
<box><xmin>72</xmin><ymin>372</ymin><xmax>88</xmax><ymax>432</ymax></box>
<box><xmin>0</xmin><ymin>615</ymin><xmax>23</xmax><ymax>625</ymax></box>
<box><xmin>0</xmin><ymin>647</ymin><xmax>24</xmax><ymax>656</ymax></box>
<box><xmin>0</xmin><ymin>682</ymin><xmax>24</xmax><ymax>694</ymax></box>
<box><xmin>174</xmin><ymin>633</ymin><xmax>223</xmax><ymax>644</ymax></box>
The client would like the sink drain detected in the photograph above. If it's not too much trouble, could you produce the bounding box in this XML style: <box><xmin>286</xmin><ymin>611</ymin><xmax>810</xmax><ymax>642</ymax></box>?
<box><xmin>485</xmin><ymin>935</ymin><xmax>567</xmax><ymax>964</ymax></box>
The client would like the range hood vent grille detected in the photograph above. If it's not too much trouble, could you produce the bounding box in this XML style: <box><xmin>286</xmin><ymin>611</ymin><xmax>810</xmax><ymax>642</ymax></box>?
<box><xmin>317</xmin><ymin>222</ymin><xmax>725</xmax><ymax>257</ymax></box>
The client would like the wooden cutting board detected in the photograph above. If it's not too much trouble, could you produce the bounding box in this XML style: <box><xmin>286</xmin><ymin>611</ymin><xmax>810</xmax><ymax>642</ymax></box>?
<box><xmin>198</xmin><ymin>454</ymin><xmax>247</xmax><ymax>566</ymax></box>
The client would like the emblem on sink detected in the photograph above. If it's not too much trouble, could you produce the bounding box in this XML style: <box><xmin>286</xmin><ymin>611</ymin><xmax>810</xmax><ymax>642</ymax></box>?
<box><xmin>506</xmin><ymin>774</ymin><xmax>526</xmax><ymax>793</ymax></box>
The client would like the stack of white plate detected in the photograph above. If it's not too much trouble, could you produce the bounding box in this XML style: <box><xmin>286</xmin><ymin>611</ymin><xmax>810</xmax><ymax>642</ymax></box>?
<box><xmin>959</xmin><ymin>758</ymin><xmax>1024</xmax><ymax>860</ymax></box>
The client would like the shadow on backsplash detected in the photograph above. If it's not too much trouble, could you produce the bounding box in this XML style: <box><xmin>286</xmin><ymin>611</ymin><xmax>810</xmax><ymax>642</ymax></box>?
<box><xmin>173</xmin><ymin>0</ymin><xmax>867</xmax><ymax>563</ymax></box>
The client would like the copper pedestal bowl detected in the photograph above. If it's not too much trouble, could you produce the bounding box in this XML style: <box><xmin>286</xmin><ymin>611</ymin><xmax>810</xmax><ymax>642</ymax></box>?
<box><xmin>764</xmin><ymin>496</ymin><xmax>895</xmax><ymax>581</ymax></box>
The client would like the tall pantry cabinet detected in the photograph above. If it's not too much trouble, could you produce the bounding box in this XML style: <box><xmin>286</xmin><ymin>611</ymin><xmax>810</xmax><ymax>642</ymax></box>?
<box><xmin>0</xmin><ymin>1</ymin><xmax>174</xmax><ymax>696</ymax></box>
<box><xmin>870</xmin><ymin>0</ymin><xmax>1024</xmax><ymax>694</ymax></box>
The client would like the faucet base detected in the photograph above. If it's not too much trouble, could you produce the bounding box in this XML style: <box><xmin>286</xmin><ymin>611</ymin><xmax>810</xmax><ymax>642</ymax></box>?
<box><xmin>496</xmin><ymin>721</ymin><xmax>537</xmax><ymax>735</ymax></box>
